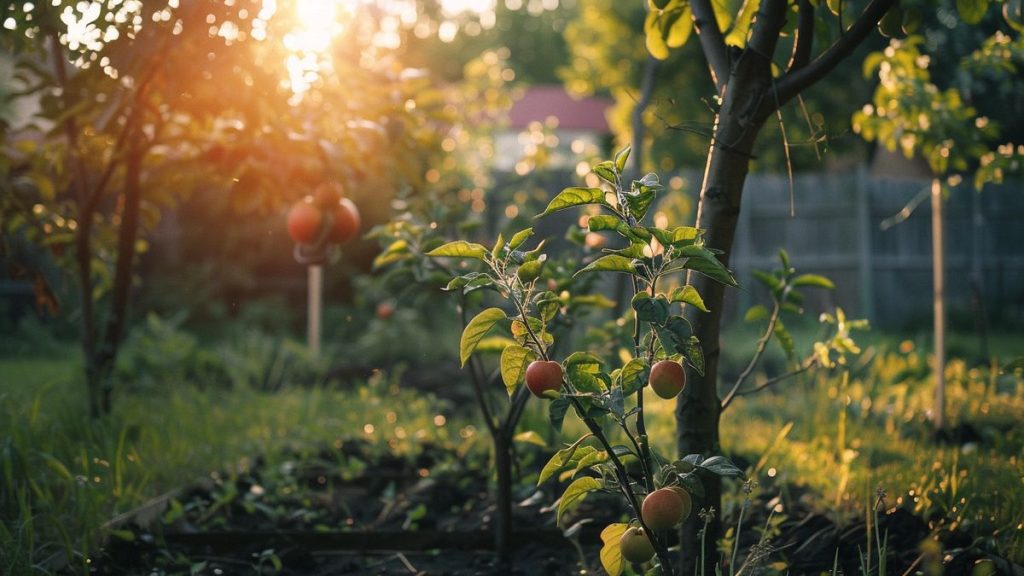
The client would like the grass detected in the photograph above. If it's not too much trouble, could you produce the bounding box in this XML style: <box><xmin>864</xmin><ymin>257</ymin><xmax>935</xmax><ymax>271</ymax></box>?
<box><xmin>0</xmin><ymin>347</ymin><xmax>473</xmax><ymax>574</ymax></box>
<box><xmin>643</xmin><ymin>331</ymin><xmax>1024</xmax><ymax>564</ymax></box>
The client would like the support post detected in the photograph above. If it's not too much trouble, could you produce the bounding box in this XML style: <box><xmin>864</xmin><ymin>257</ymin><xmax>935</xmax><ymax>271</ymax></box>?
<box><xmin>855</xmin><ymin>167</ymin><xmax>875</xmax><ymax>324</ymax></box>
<box><xmin>931</xmin><ymin>178</ymin><xmax>945</xmax><ymax>431</ymax></box>
<box><xmin>308</xmin><ymin>264</ymin><xmax>323</xmax><ymax>359</ymax></box>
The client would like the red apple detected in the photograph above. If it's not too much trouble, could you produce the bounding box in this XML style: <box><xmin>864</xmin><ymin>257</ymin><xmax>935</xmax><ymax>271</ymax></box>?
<box><xmin>329</xmin><ymin>197</ymin><xmax>361</xmax><ymax>243</ymax></box>
<box><xmin>286</xmin><ymin>201</ymin><xmax>323</xmax><ymax>245</ymax></box>
<box><xmin>649</xmin><ymin>359</ymin><xmax>686</xmax><ymax>399</ymax></box>
<box><xmin>642</xmin><ymin>487</ymin><xmax>686</xmax><ymax>531</ymax></box>
<box><xmin>525</xmin><ymin>360</ymin><xmax>563</xmax><ymax>398</ymax></box>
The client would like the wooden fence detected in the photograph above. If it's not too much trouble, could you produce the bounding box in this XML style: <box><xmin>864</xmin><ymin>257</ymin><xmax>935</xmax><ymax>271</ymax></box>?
<box><xmin>718</xmin><ymin>169</ymin><xmax>1024</xmax><ymax>329</ymax></box>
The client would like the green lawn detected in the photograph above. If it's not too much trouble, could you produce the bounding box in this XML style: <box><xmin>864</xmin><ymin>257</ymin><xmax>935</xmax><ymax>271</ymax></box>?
<box><xmin>0</xmin><ymin>347</ymin><xmax>471</xmax><ymax>574</ymax></box>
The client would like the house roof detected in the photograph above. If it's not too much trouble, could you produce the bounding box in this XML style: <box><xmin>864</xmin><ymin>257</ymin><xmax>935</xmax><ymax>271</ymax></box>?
<box><xmin>508</xmin><ymin>85</ymin><xmax>612</xmax><ymax>133</ymax></box>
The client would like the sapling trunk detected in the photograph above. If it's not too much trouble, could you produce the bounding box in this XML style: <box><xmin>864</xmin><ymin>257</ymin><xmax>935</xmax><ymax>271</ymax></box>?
<box><xmin>493</xmin><ymin>431</ymin><xmax>513</xmax><ymax>559</ymax></box>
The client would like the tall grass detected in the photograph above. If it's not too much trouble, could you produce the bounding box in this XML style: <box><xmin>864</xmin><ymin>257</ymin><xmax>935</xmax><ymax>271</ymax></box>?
<box><xmin>0</xmin><ymin>349</ymin><xmax>468</xmax><ymax>574</ymax></box>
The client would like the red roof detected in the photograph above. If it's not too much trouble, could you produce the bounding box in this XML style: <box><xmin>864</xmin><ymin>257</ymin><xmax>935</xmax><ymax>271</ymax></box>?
<box><xmin>508</xmin><ymin>85</ymin><xmax>612</xmax><ymax>133</ymax></box>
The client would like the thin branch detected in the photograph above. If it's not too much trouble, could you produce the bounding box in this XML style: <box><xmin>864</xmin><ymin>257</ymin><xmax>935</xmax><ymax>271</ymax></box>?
<box><xmin>771</xmin><ymin>78</ymin><xmax>796</xmax><ymax>217</ymax></box>
<box><xmin>787</xmin><ymin>0</ymin><xmax>815</xmax><ymax>73</ymax></box>
<box><xmin>776</xmin><ymin>0</ymin><xmax>896</xmax><ymax>105</ymax></box>
<box><xmin>691</xmin><ymin>0</ymin><xmax>730</xmax><ymax>92</ymax></box>
<box><xmin>567</xmin><ymin>397</ymin><xmax>675</xmax><ymax>575</ymax></box>
<box><xmin>461</xmin><ymin>300</ymin><xmax>499</xmax><ymax>436</ymax></box>
<box><xmin>720</xmin><ymin>296</ymin><xmax>783</xmax><ymax>411</ymax></box>
<box><xmin>731</xmin><ymin>361</ymin><xmax>816</xmax><ymax>399</ymax></box>
<box><xmin>746</xmin><ymin>0</ymin><xmax>791</xmax><ymax>62</ymax></box>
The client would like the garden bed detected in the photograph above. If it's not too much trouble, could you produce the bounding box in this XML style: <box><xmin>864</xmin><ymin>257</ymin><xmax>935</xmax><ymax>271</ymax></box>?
<box><xmin>89</xmin><ymin>437</ymin><xmax>1018</xmax><ymax>575</ymax></box>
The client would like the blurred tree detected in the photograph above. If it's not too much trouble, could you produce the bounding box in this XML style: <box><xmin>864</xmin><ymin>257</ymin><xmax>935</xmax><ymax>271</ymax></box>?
<box><xmin>0</xmin><ymin>0</ymin><xmax>490</xmax><ymax>416</ymax></box>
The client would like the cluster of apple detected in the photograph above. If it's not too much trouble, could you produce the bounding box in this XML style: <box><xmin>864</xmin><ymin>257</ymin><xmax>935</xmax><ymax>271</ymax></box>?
<box><xmin>621</xmin><ymin>485</ymin><xmax>693</xmax><ymax>562</ymax></box>
<box><xmin>524</xmin><ymin>358</ymin><xmax>686</xmax><ymax>400</ymax></box>
<box><xmin>286</xmin><ymin>182</ymin><xmax>361</xmax><ymax>260</ymax></box>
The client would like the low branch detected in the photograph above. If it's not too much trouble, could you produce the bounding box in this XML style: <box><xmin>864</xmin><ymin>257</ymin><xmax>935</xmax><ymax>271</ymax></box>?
<box><xmin>787</xmin><ymin>0</ymin><xmax>815</xmax><ymax>72</ymax></box>
<box><xmin>691</xmin><ymin>0</ymin><xmax>730</xmax><ymax>92</ymax></box>
<box><xmin>720</xmin><ymin>298</ymin><xmax>783</xmax><ymax>411</ymax></box>
<box><xmin>775</xmin><ymin>0</ymin><xmax>896</xmax><ymax>105</ymax></box>
<box><xmin>746</xmin><ymin>0</ymin><xmax>790</xmax><ymax>62</ymax></box>
<box><xmin>731</xmin><ymin>361</ymin><xmax>816</xmax><ymax>400</ymax></box>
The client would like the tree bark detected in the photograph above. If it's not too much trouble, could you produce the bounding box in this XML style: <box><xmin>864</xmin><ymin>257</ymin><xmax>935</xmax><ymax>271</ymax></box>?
<box><xmin>675</xmin><ymin>3</ymin><xmax>787</xmax><ymax>569</ymax></box>
<box><xmin>493</xmin><ymin>432</ymin><xmax>513</xmax><ymax>561</ymax></box>
<box><xmin>94</xmin><ymin>126</ymin><xmax>145</xmax><ymax>414</ymax></box>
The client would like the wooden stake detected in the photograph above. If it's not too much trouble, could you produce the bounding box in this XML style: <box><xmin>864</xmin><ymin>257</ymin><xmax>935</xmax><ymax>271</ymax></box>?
<box><xmin>308</xmin><ymin>264</ymin><xmax>323</xmax><ymax>359</ymax></box>
<box><xmin>931</xmin><ymin>178</ymin><xmax>945</xmax><ymax>431</ymax></box>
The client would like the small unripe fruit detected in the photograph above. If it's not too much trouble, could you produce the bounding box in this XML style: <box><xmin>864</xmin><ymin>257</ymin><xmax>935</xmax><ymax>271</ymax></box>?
<box><xmin>642</xmin><ymin>488</ymin><xmax>686</xmax><ymax>531</ymax></box>
<box><xmin>287</xmin><ymin>201</ymin><xmax>323</xmax><ymax>245</ymax></box>
<box><xmin>649</xmin><ymin>360</ymin><xmax>686</xmax><ymax>399</ymax></box>
<box><xmin>329</xmin><ymin>197</ymin><xmax>361</xmax><ymax>243</ymax></box>
<box><xmin>666</xmin><ymin>486</ymin><xmax>693</xmax><ymax>523</ymax></box>
<box><xmin>525</xmin><ymin>360</ymin><xmax>562</xmax><ymax>398</ymax></box>
<box><xmin>619</xmin><ymin>526</ymin><xmax>655</xmax><ymax>564</ymax></box>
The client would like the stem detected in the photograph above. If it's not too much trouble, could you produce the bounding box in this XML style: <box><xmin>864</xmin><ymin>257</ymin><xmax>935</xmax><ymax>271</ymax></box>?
<box><xmin>729</xmin><ymin>499</ymin><xmax>746</xmax><ymax>575</ymax></box>
<box><xmin>567</xmin><ymin>397</ymin><xmax>675</xmax><ymax>575</ymax></box>
<box><xmin>720</xmin><ymin>292</ymin><xmax>784</xmax><ymax>411</ymax></box>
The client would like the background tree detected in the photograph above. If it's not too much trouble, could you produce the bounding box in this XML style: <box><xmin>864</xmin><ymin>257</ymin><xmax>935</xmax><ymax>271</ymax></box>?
<box><xmin>634</xmin><ymin>0</ymin><xmax>1021</xmax><ymax>570</ymax></box>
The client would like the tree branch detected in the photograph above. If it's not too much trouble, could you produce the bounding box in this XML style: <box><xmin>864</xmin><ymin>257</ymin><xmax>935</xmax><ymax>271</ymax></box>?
<box><xmin>691</xmin><ymin>0</ymin><xmax>730</xmax><ymax>92</ymax></box>
<box><xmin>775</xmin><ymin>0</ymin><xmax>895</xmax><ymax>105</ymax></box>
<box><xmin>787</xmin><ymin>0</ymin><xmax>815</xmax><ymax>72</ymax></box>
<box><xmin>731</xmin><ymin>361</ymin><xmax>816</xmax><ymax>400</ymax></box>
<box><xmin>719</xmin><ymin>296</ymin><xmax>783</xmax><ymax>411</ymax></box>
<box><xmin>746</xmin><ymin>0</ymin><xmax>791</xmax><ymax>62</ymax></box>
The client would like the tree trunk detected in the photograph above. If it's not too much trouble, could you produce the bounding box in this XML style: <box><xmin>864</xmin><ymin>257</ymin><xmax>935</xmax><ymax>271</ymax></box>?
<box><xmin>493</xmin><ymin>432</ymin><xmax>513</xmax><ymax>560</ymax></box>
<box><xmin>93</xmin><ymin>128</ymin><xmax>145</xmax><ymax>415</ymax></box>
<box><xmin>676</xmin><ymin>55</ymin><xmax>774</xmax><ymax>575</ymax></box>
<box><xmin>76</xmin><ymin>217</ymin><xmax>103</xmax><ymax>418</ymax></box>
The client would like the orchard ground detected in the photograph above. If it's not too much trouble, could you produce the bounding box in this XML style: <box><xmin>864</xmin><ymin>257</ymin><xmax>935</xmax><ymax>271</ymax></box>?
<box><xmin>2</xmin><ymin>323</ymin><xmax>1022</xmax><ymax>573</ymax></box>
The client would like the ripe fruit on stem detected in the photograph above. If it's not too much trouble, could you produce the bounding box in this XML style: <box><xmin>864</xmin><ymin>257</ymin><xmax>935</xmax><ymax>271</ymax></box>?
<box><xmin>286</xmin><ymin>200</ymin><xmax>323</xmax><ymax>245</ymax></box>
<box><xmin>329</xmin><ymin>197</ymin><xmax>361</xmax><ymax>243</ymax></box>
<box><xmin>666</xmin><ymin>486</ymin><xmax>693</xmax><ymax>523</ymax></box>
<box><xmin>619</xmin><ymin>526</ymin><xmax>655</xmax><ymax>563</ymax></box>
<box><xmin>649</xmin><ymin>359</ymin><xmax>686</xmax><ymax>399</ymax></box>
<box><xmin>641</xmin><ymin>487</ymin><xmax>686</xmax><ymax>531</ymax></box>
<box><xmin>525</xmin><ymin>360</ymin><xmax>563</xmax><ymax>398</ymax></box>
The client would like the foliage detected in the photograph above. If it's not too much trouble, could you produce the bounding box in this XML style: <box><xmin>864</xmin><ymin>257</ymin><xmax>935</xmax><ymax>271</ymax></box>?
<box><xmin>428</xmin><ymin>148</ymin><xmax>749</xmax><ymax>574</ymax></box>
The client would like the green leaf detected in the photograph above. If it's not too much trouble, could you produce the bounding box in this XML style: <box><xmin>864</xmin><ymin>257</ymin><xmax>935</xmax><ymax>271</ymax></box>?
<box><xmin>665</xmin><ymin>4</ymin><xmax>694</xmax><ymax>48</ymax></box>
<box><xmin>600</xmin><ymin>523</ymin><xmax>629</xmax><ymax>576</ymax></box>
<box><xmin>744</xmin><ymin>304</ymin><xmax>769</xmax><ymax>322</ymax></box>
<box><xmin>670</xmin><ymin>285</ymin><xmax>709</xmax><ymax>312</ymax></box>
<box><xmin>631</xmin><ymin>292</ymin><xmax>670</xmax><ymax>326</ymax></box>
<box><xmin>683</xmin><ymin>336</ymin><xmax>704</xmax><ymax>376</ymax></box>
<box><xmin>564</xmin><ymin>351</ymin><xmax>604</xmax><ymax>368</ymax></box>
<box><xmin>792</xmin><ymin>274</ymin><xmax>835</xmax><ymax>290</ymax></box>
<box><xmin>517</xmin><ymin>259</ymin><xmax>545</xmax><ymax>283</ymax></box>
<box><xmin>513</xmin><ymin>430</ymin><xmax>547</xmax><ymax>447</ymax></box>
<box><xmin>592</xmin><ymin>161</ymin><xmax>618</xmax><ymax>183</ymax></box>
<box><xmin>501</xmin><ymin>344</ymin><xmax>537</xmax><ymax>396</ymax></box>
<box><xmin>491</xmin><ymin>233</ymin><xmax>505</xmax><ymax>261</ymax></box>
<box><xmin>535</xmin><ymin>291</ymin><xmax>561</xmax><ymax>323</ymax></box>
<box><xmin>426</xmin><ymin>241</ymin><xmax>489</xmax><ymax>261</ymax></box>
<box><xmin>474</xmin><ymin>336</ymin><xmax>516</xmax><ymax>353</ymax></box>
<box><xmin>956</xmin><ymin>0</ymin><xmax>987</xmax><ymax>24</ymax></box>
<box><xmin>549</xmin><ymin>397</ymin><xmax>570</xmax><ymax>433</ymax></box>
<box><xmin>625</xmin><ymin>188</ymin><xmax>657</xmax><ymax>221</ymax></box>
<box><xmin>539</xmin><ymin>435</ymin><xmax>593</xmax><ymax>485</ymax></box>
<box><xmin>654</xmin><ymin>316</ymin><xmax>693</xmax><ymax>357</ymax></box>
<box><xmin>587</xmin><ymin>215</ymin><xmax>627</xmax><ymax>234</ymax></box>
<box><xmin>569</xmin><ymin>294</ymin><xmax>617</xmax><ymax>309</ymax></box>
<box><xmin>619</xmin><ymin>358</ymin><xmax>649</xmax><ymax>394</ymax></box>
<box><xmin>725</xmin><ymin>0</ymin><xmax>760</xmax><ymax>47</ymax></box>
<box><xmin>460</xmin><ymin>308</ymin><xmax>506</xmax><ymax>367</ymax></box>
<box><xmin>539</xmin><ymin>187</ymin><xmax>608</xmax><ymax>217</ymax></box>
<box><xmin>508</xmin><ymin>228</ymin><xmax>534</xmax><ymax>251</ymax></box>
<box><xmin>614</xmin><ymin>146</ymin><xmax>631</xmax><ymax>173</ymax></box>
<box><xmin>372</xmin><ymin>240</ymin><xmax>410</xmax><ymax>269</ymax></box>
<box><xmin>645</xmin><ymin>9</ymin><xmax>671</xmax><ymax>60</ymax></box>
<box><xmin>698</xmin><ymin>455</ymin><xmax>746</xmax><ymax>478</ymax></box>
<box><xmin>575</xmin><ymin>255</ymin><xmax>636</xmax><ymax>276</ymax></box>
<box><xmin>557</xmin><ymin>476</ymin><xmax>603</xmax><ymax>526</ymax></box>
<box><xmin>574</xmin><ymin>449</ymin><xmax>609</xmax><ymax>473</ymax></box>
<box><xmin>676</xmin><ymin>245</ymin><xmax>738</xmax><ymax>286</ymax></box>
